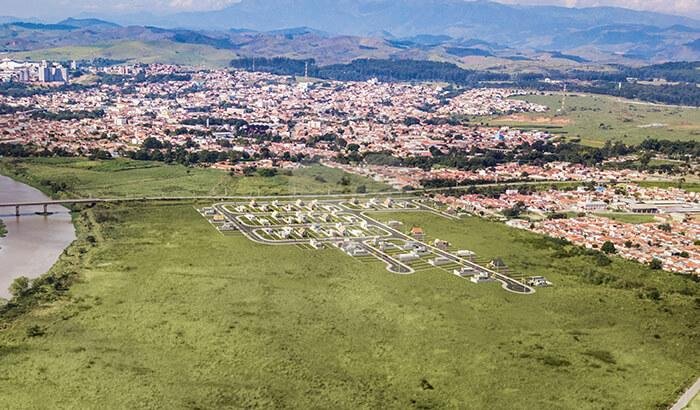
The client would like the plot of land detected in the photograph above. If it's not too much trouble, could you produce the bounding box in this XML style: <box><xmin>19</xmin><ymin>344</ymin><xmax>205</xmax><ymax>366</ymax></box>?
<box><xmin>0</xmin><ymin>158</ymin><xmax>389</xmax><ymax>198</ymax></box>
<box><xmin>0</xmin><ymin>203</ymin><xmax>697</xmax><ymax>408</ymax></box>
<box><xmin>481</xmin><ymin>93</ymin><xmax>700</xmax><ymax>146</ymax></box>
<box><xmin>0</xmin><ymin>159</ymin><xmax>698</xmax><ymax>408</ymax></box>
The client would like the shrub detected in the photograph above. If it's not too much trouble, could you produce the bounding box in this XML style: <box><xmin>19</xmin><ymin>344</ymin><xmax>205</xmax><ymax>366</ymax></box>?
<box><xmin>26</xmin><ymin>325</ymin><xmax>45</xmax><ymax>338</ymax></box>
<box><xmin>583</xmin><ymin>350</ymin><xmax>616</xmax><ymax>364</ymax></box>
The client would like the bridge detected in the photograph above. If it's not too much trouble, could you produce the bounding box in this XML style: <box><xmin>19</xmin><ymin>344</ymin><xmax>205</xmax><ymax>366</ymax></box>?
<box><xmin>0</xmin><ymin>177</ymin><xmax>644</xmax><ymax>217</ymax></box>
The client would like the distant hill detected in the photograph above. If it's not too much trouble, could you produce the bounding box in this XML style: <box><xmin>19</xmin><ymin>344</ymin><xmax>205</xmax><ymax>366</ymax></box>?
<box><xmin>133</xmin><ymin>0</ymin><xmax>699</xmax><ymax>41</ymax></box>
<box><xmin>1</xmin><ymin>0</ymin><xmax>699</xmax><ymax>66</ymax></box>
<box><xmin>73</xmin><ymin>0</ymin><xmax>697</xmax><ymax>64</ymax></box>
<box><xmin>58</xmin><ymin>18</ymin><xmax>121</xmax><ymax>29</ymax></box>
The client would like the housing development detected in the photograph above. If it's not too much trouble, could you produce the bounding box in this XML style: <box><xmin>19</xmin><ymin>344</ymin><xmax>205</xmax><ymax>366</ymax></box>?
<box><xmin>2</xmin><ymin>61</ymin><xmax>698</xmax><ymax>275</ymax></box>
<box><xmin>200</xmin><ymin>197</ymin><xmax>536</xmax><ymax>293</ymax></box>
<box><xmin>0</xmin><ymin>9</ymin><xmax>699</xmax><ymax>405</ymax></box>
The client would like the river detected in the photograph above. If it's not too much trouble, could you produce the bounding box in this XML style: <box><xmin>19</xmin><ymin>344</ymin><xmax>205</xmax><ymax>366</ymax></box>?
<box><xmin>0</xmin><ymin>175</ymin><xmax>76</xmax><ymax>300</ymax></box>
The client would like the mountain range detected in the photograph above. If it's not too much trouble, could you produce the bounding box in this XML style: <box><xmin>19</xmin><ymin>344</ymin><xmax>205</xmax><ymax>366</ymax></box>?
<box><xmin>1</xmin><ymin>0</ymin><xmax>699</xmax><ymax>66</ymax></box>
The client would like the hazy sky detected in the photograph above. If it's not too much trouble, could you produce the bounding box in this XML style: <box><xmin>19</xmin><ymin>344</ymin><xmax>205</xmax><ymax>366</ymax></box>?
<box><xmin>3</xmin><ymin>0</ymin><xmax>700</xmax><ymax>20</ymax></box>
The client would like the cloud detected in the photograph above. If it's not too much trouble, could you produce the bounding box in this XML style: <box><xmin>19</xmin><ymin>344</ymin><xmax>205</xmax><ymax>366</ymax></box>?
<box><xmin>4</xmin><ymin>0</ymin><xmax>700</xmax><ymax>20</ymax></box>
<box><xmin>166</xmin><ymin>0</ymin><xmax>240</xmax><ymax>11</ymax></box>
<box><xmin>496</xmin><ymin>0</ymin><xmax>700</xmax><ymax>18</ymax></box>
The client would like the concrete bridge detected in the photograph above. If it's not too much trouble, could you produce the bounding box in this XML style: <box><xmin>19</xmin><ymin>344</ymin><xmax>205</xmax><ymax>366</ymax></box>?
<box><xmin>0</xmin><ymin>199</ymin><xmax>104</xmax><ymax>216</ymax></box>
<box><xmin>0</xmin><ymin>178</ymin><xmax>613</xmax><ymax>217</ymax></box>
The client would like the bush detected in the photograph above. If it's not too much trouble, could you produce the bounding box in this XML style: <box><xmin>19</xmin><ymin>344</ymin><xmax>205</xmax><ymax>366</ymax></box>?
<box><xmin>257</xmin><ymin>168</ymin><xmax>278</xmax><ymax>178</ymax></box>
<box><xmin>540</xmin><ymin>355</ymin><xmax>571</xmax><ymax>367</ymax></box>
<box><xmin>601</xmin><ymin>241</ymin><xmax>617</xmax><ymax>254</ymax></box>
<box><xmin>594</xmin><ymin>253</ymin><xmax>612</xmax><ymax>267</ymax></box>
<box><xmin>9</xmin><ymin>276</ymin><xmax>30</xmax><ymax>298</ymax></box>
<box><xmin>583</xmin><ymin>350</ymin><xmax>616</xmax><ymax>364</ymax></box>
<box><xmin>26</xmin><ymin>325</ymin><xmax>45</xmax><ymax>338</ymax></box>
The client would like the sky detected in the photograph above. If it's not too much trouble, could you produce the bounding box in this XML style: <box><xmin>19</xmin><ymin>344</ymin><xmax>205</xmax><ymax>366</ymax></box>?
<box><xmin>3</xmin><ymin>0</ymin><xmax>700</xmax><ymax>20</ymax></box>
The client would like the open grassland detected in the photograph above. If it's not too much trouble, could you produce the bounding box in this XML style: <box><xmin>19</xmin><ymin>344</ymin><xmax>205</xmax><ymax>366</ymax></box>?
<box><xmin>481</xmin><ymin>93</ymin><xmax>700</xmax><ymax>147</ymax></box>
<box><xmin>688</xmin><ymin>393</ymin><xmax>700</xmax><ymax>410</ymax></box>
<box><xmin>635</xmin><ymin>180</ymin><xmax>700</xmax><ymax>193</ymax></box>
<box><xmin>7</xmin><ymin>40</ymin><xmax>238</xmax><ymax>68</ymax></box>
<box><xmin>593</xmin><ymin>212</ymin><xmax>658</xmax><ymax>224</ymax></box>
<box><xmin>0</xmin><ymin>201</ymin><xmax>697</xmax><ymax>408</ymax></box>
<box><xmin>0</xmin><ymin>158</ymin><xmax>389</xmax><ymax>198</ymax></box>
<box><xmin>0</xmin><ymin>160</ymin><xmax>697</xmax><ymax>408</ymax></box>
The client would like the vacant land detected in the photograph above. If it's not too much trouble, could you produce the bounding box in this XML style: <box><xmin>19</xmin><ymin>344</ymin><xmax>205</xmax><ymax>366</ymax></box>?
<box><xmin>0</xmin><ymin>205</ymin><xmax>697</xmax><ymax>408</ymax></box>
<box><xmin>0</xmin><ymin>158</ymin><xmax>389</xmax><ymax>198</ymax></box>
<box><xmin>481</xmin><ymin>93</ymin><xmax>700</xmax><ymax>146</ymax></box>
<box><xmin>689</xmin><ymin>393</ymin><xmax>700</xmax><ymax>410</ymax></box>
<box><xmin>7</xmin><ymin>40</ymin><xmax>238</xmax><ymax>68</ymax></box>
<box><xmin>0</xmin><ymin>161</ymin><xmax>698</xmax><ymax>409</ymax></box>
<box><xmin>636</xmin><ymin>180</ymin><xmax>700</xmax><ymax>193</ymax></box>
<box><xmin>594</xmin><ymin>213</ymin><xmax>657</xmax><ymax>224</ymax></box>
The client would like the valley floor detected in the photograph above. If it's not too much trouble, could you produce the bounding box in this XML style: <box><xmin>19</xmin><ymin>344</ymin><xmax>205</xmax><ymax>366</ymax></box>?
<box><xmin>0</xmin><ymin>159</ymin><xmax>698</xmax><ymax>408</ymax></box>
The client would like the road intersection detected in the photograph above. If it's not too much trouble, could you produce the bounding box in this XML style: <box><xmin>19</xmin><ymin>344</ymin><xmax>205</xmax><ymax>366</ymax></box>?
<box><xmin>206</xmin><ymin>196</ymin><xmax>535</xmax><ymax>295</ymax></box>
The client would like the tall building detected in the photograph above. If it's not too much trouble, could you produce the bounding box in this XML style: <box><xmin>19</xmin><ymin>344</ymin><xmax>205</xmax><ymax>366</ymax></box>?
<box><xmin>18</xmin><ymin>68</ymin><xmax>30</xmax><ymax>82</ymax></box>
<box><xmin>37</xmin><ymin>61</ymin><xmax>69</xmax><ymax>84</ymax></box>
<box><xmin>38</xmin><ymin>61</ymin><xmax>50</xmax><ymax>83</ymax></box>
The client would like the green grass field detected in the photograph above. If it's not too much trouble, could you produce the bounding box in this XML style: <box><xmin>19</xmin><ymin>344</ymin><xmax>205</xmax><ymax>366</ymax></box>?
<box><xmin>7</xmin><ymin>40</ymin><xmax>238</xmax><ymax>68</ymax></box>
<box><xmin>594</xmin><ymin>213</ymin><xmax>657</xmax><ymax>224</ymax></box>
<box><xmin>688</xmin><ymin>393</ymin><xmax>700</xmax><ymax>410</ymax></box>
<box><xmin>480</xmin><ymin>93</ymin><xmax>700</xmax><ymax>147</ymax></box>
<box><xmin>0</xmin><ymin>158</ymin><xmax>389</xmax><ymax>198</ymax></box>
<box><xmin>0</xmin><ymin>160</ymin><xmax>698</xmax><ymax>408</ymax></box>
<box><xmin>635</xmin><ymin>180</ymin><xmax>700</xmax><ymax>193</ymax></box>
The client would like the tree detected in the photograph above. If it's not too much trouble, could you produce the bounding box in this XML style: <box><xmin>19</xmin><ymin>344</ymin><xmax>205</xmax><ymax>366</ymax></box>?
<box><xmin>657</xmin><ymin>223</ymin><xmax>672</xmax><ymax>233</ymax></box>
<box><xmin>356</xmin><ymin>184</ymin><xmax>367</xmax><ymax>194</ymax></box>
<box><xmin>142</xmin><ymin>136</ymin><xmax>164</xmax><ymax>150</ymax></box>
<box><xmin>9</xmin><ymin>276</ymin><xmax>30</xmax><ymax>298</ymax></box>
<box><xmin>601</xmin><ymin>241</ymin><xmax>617</xmax><ymax>254</ymax></box>
<box><xmin>257</xmin><ymin>168</ymin><xmax>278</xmax><ymax>178</ymax></box>
<box><xmin>502</xmin><ymin>201</ymin><xmax>527</xmax><ymax>218</ymax></box>
<box><xmin>649</xmin><ymin>258</ymin><xmax>663</xmax><ymax>270</ymax></box>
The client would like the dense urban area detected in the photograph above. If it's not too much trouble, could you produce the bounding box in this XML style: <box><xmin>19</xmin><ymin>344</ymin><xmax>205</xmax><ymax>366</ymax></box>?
<box><xmin>1</xmin><ymin>59</ymin><xmax>698</xmax><ymax>275</ymax></box>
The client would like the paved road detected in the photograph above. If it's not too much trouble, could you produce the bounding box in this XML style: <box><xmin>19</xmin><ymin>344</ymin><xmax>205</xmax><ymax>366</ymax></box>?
<box><xmin>671</xmin><ymin>377</ymin><xmax>700</xmax><ymax>410</ymax></box>
<box><xmin>213</xmin><ymin>198</ymin><xmax>534</xmax><ymax>295</ymax></box>
<box><xmin>0</xmin><ymin>178</ymin><xmax>670</xmax><ymax>209</ymax></box>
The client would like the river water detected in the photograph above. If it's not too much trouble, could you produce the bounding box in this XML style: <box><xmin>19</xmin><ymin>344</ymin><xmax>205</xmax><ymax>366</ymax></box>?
<box><xmin>0</xmin><ymin>175</ymin><xmax>76</xmax><ymax>300</ymax></box>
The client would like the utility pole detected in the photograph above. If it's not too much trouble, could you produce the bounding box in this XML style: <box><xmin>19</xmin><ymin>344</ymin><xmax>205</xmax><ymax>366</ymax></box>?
<box><xmin>560</xmin><ymin>83</ymin><xmax>567</xmax><ymax>114</ymax></box>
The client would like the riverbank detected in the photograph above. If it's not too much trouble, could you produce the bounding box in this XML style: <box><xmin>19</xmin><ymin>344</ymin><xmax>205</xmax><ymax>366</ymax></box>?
<box><xmin>0</xmin><ymin>175</ymin><xmax>77</xmax><ymax>300</ymax></box>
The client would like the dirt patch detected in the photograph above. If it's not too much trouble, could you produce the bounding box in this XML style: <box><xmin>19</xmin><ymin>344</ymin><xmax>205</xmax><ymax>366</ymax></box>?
<box><xmin>497</xmin><ymin>114</ymin><xmax>572</xmax><ymax>126</ymax></box>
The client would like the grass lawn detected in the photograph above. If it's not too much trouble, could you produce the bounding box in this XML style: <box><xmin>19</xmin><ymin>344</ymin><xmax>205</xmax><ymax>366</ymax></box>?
<box><xmin>0</xmin><ymin>157</ymin><xmax>389</xmax><ymax>198</ymax></box>
<box><xmin>477</xmin><ymin>93</ymin><xmax>700</xmax><ymax>147</ymax></box>
<box><xmin>0</xmin><ymin>160</ymin><xmax>698</xmax><ymax>408</ymax></box>
<box><xmin>594</xmin><ymin>213</ymin><xmax>657</xmax><ymax>224</ymax></box>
